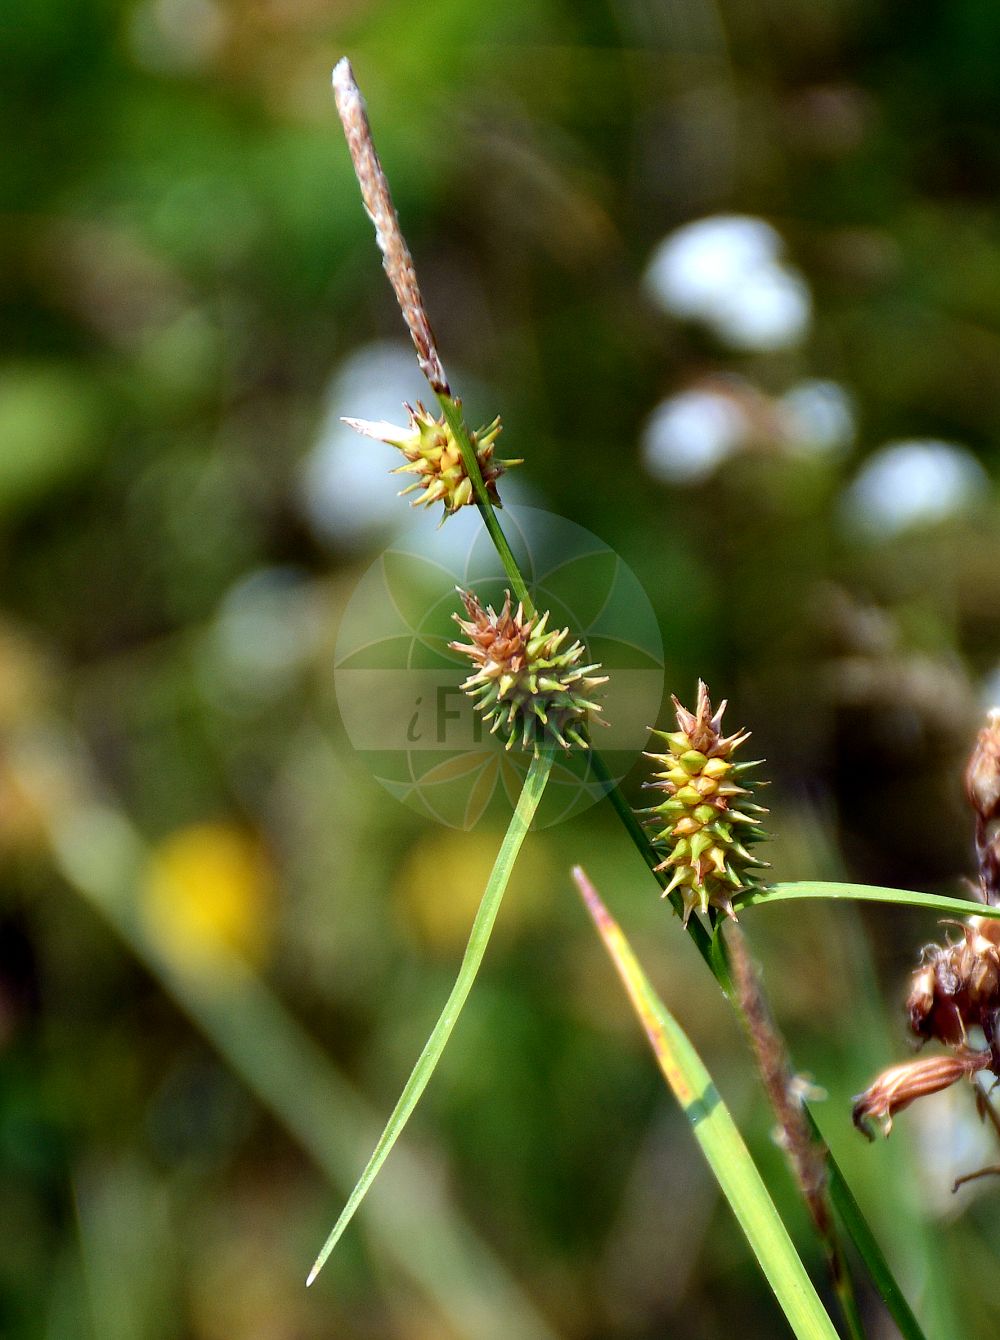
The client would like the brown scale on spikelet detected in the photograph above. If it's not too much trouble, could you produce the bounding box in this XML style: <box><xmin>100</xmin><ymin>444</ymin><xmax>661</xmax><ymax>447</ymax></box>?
<box><xmin>908</xmin><ymin>919</ymin><xmax>1000</xmax><ymax>1051</ymax></box>
<box><xmin>641</xmin><ymin>681</ymin><xmax>768</xmax><ymax>925</ymax></box>
<box><xmin>851</xmin><ymin>1051</ymin><xmax>990</xmax><ymax>1141</ymax></box>
<box><xmin>344</xmin><ymin>402</ymin><xmax>520</xmax><ymax>521</ymax></box>
<box><xmin>449</xmin><ymin>588</ymin><xmax>607</xmax><ymax>752</ymax></box>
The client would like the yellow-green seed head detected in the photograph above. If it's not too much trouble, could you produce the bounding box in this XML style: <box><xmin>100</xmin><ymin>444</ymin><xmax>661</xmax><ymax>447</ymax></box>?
<box><xmin>449</xmin><ymin>588</ymin><xmax>607</xmax><ymax>752</ymax></box>
<box><xmin>642</xmin><ymin>681</ymin><xmax>768</xmax><ymax>924</ymax></box>
<box><xmin>344</xmin><ymin>401</ymin><xmax>520</xmax><ymax>520</ymax></box>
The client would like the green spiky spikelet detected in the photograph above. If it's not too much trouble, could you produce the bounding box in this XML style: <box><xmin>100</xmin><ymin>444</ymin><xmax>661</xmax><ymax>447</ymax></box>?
<box><xmin>642</xmin><ymin>681</ymin><xmax>768</xmax><ymax>924</ymax></box>
<box><xmin>344</xmin><ymin>402</ymin><xmax>520</xmax><ymax>520</ymax></box>
<box><xmin>449</xmin><ymin>589</ymin><xmax>607</xmax><ymax>752</ymax></box>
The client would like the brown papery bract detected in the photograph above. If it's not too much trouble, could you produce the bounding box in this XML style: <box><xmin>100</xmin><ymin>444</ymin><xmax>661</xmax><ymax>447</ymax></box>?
<box><xmin>852</xmin><ymin>1051</ymin><xmax>989</xmax><ymax>1140</ymax></box>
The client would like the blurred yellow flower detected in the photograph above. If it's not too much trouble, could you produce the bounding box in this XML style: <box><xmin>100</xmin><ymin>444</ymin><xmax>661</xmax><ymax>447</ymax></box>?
<box><xmin>393</xmin><ymin>827</ymin><xmax>554</xmax><ymax>955</ymax></box>
<box><xmin>142</xmin><ymin>822</ymin><xmax>274</xmax><ymax>969</ymax></box>
<box><xmin>0</xmin><ymin>754</ymin><xmax>48</xmax><ymax>853</ymax></box>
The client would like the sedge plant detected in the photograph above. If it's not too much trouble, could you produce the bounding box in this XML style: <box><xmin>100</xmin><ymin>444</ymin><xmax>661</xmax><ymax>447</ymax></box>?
<box><xmin>311</xmin><ymin>57</ymin><xmax>1000</xmax><ymax>1338</ymax></box>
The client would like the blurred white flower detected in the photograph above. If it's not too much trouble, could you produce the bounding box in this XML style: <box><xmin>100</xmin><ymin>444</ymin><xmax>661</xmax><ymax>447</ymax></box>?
<box><xmin>712</xmin><ymin>265</ymin><xmax>812</xmax><ymax>351</ymax></box>
<box><xmin>128</xmin><ymin>0</ymin><xmax>227</xmax><ymax>74</ymax></box>
<box><xmin>979</xmin><ymin>667</ymin><xmax>1000</xmax><ymax>713</ymax></box>
<box><xmin>641</xmin><ymin>388</ymin><xmax>747</xmax><ymax>484</ymax></box>
<box><xmin>644</xmin><ymin>214</ymin><xmax>812</xmax><ymax>351</ymax></box>
<box><xmin>842</xmin><ymin>440</ymin><xmax>988</xmax><ymax>537</ymax></box>
<box><xmin>779</xmin><ymin>379</ymin><xmax>855</xmax><ymax>456</ymax></box>
<box><xmin>645</xmin><ymin>216</ymin><xmax>780</xmax><ymax>316</ymax></box>
<box><xmin>200</xmin><ymin>566</ymin><xmax>324</xmax><ymax>710</ymax></box>
<box><xmin>911</xmin><ymin>1075</ymin><xmax>1000</xmax><ymax>1217</ymax></box>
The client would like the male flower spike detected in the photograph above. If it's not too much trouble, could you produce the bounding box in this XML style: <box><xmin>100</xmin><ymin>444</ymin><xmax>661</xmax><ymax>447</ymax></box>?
<box><xmin>643</xmin><ymin>681</ymin><xmax>768</xmax><ymax>924</ymax></box>
<box><xmin>450</xmin><ymin>588</ymin><xmax>607</xmax><ymax>752</ymax></box>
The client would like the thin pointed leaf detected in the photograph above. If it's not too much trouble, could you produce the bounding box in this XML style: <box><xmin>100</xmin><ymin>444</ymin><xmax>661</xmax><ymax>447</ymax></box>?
<box><xmin>740</xmin><ymin>882</ymin><xmax>1000</xmax><ymax>918</ymax></box>
<box><xmin>572</xmin><ymin>867</ymin><xmax>839</xmax><ymax>1340</ymax></box>
<box><xmin>307</xmin><ymin>747</ymin><xmax>555</xmax><ymax>1286</ymax></box>
<box><xmin>818</xmin><ymin>1122</ymin><xmax>927</xmax><ymax>1340</ymax></box>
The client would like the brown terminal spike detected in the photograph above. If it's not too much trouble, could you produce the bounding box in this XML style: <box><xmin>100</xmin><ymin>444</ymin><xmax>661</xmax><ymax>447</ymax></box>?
<box><xmin>332</xmin><ymin>59</ymin><xmax>448</xmax><ymax>394</ymax></box>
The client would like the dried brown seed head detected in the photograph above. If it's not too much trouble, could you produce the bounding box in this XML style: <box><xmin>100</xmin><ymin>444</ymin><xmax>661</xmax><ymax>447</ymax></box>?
<box><xmin>332</xmin><ymin>60</ymin><xmax>448</xmax><ymax>394</ymax></box>
<box><xmin>907</xmin><ymin>918</ymin><xmax>1000</xmax><ymax>1049</ymax></box>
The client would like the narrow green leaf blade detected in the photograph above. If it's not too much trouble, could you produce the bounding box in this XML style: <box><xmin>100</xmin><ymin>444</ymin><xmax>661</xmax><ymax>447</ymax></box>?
<box><xmin>307</xmin><ymin>747</ymin><xmax>555</xmax><ymax>1286</ymax></box>
<box><xmin>573</xmin><ymin>867</ymin><xmax>839</xmax><ymax>1340</ymax></box>
<box><xmin>817</xmin><ymin>1122</ymin><xmax>927</xmax><ymax>1340</ymax></box>
<box><xmin>741</xmin><ymin>882</ymin><xmax>1000</xmax><ymax>918</ymax></box>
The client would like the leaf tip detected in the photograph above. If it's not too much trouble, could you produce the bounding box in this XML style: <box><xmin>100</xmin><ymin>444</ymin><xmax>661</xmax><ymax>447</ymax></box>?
<box><xmin>571</xmin><ymin>864</ymin><xmax>612</xmax><ymax>931</ymax></box>
<box><xmin>306</xmin><ymin>1227</ymin><xmax>341</xmax><ymax>1288</ymax></box>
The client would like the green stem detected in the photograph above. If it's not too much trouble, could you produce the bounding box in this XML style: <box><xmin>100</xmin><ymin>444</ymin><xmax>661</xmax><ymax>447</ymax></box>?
<box><xmin>433</xmin><ymin>395</ymin><xmax>720</xmax><ymax>964</ymax></box>
<box><xmin>307</xmin><ymin>745</ymin><xmax>556</xmax><ymax>1285</ymax></box>
<box><xmin>436</xmin><ymin>392</ymin><xmax>534</xmax><ymax>613</ymax></box>
<box><xmin>828</xmin><ymin>1233</ymin><xmax>867</xmax><ymax>1340</ymax></box>
<box><xmin>817</xmin><ymin>1116</ymin><xmax>925</xmax><ymax>1340</ymax></box>
<box><xmin>435</xmin><ymin>395</ymin><xmax>714</xmax><ymax>954</ymax></box>
<box><xmin>588</xmin><ymin>747</ymin><xmax>725</xmax><ymax>983</ymax></box>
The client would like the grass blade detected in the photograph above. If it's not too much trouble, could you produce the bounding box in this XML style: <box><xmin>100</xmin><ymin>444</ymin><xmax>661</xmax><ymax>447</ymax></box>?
<box><xmin>721</xmin><ymin>922</ymin><xmax>865</xmax><ymax>1340</ymax></box>
<box><xmin>572</xmin><ymin>866</ymin><xmax>839</xmax><ymax>1340</ymax></box>
<box><xmin>307</xmin><ymin>746</ymin><xmax>556</xmax><ymax>1286</ymax></box>
<box><xmin>818</xmin><ymin>1125</ymin><xmax>927</xmax><ymax>1340</ymax></box>
<box><xmin>740</xmin><ymin>882</ymin><xmax>1000</xmax><ymax>918</ymax></box>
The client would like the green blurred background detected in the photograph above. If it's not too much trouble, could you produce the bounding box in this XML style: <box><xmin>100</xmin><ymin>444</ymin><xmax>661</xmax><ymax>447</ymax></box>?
<box><xmin>6</xmin><ymin>0</ymin><xmax>1000</xmax><ymax>1335</ymax></box>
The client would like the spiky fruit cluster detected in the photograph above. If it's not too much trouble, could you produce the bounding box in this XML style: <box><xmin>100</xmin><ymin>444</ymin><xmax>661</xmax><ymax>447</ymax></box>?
<box><xmin>642</xmin><ymin>681</ymin><xmax>768</xmax><ymax>924</ymax></box>
<box><xmin>449</xmin><ymin>589</ymin><xmax>607</xmax><ymax>751</ymax></box>
<box><xmin>344</xmin><ymin>402</ymin><xmax>520</xmax><ymax>520</ymax></box>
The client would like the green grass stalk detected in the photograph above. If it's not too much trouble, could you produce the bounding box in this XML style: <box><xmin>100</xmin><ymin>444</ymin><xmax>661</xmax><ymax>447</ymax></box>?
<box><xmin>306</xmin><ymin>744</ymin><xmax>556</xmax><ymax>1284</ymax></box>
